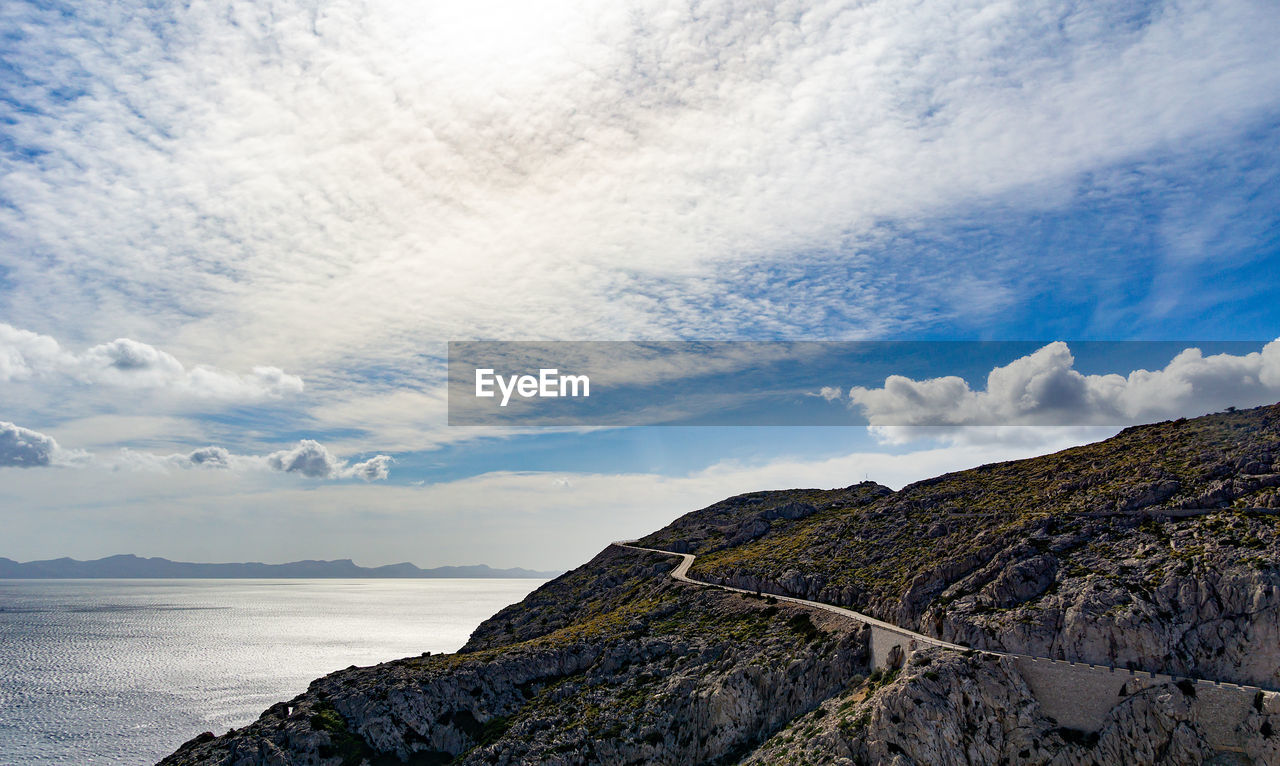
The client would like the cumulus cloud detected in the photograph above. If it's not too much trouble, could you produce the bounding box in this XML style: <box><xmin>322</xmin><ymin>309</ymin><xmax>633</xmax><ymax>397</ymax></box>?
<box><xmin>0</xmin><ymin>421</ymin><xmax>60</xmax><ymax>468</ymax></box>
<box><xmin>135</xmin><ymin>440</ymin><xmax>393</xmax><ymax>480</ymax></box>
<box><xmin>0</xmin><ymin>421</ymin><xmax>86</xmax><ymax>467</ymax></box>
<box><xmin>184</xmin><ymin>446</ymin><xmax>234</xmax><ymax>469</ymax></box>
<box><xmin>0</xmin><ymin>425</ymin><xmax>391</xmax><ymax>481</ymax></box>
<box><xmin>348</xmin><ymin>455</ymin><xmax>394</xmax><ymax>482</ymax></box>
<box><xmin>0</xmin><ymin>325</ymin><xmax>62</xmax><ymax>381</ymax></box>
<box><xmin>113</xmin><ymin>445</ymin><xmax>279</xmax><ymax>474</ymax></box>
<box><xmin>0</xmin><ymin>428</ymin><xmax>1099</xmax><ymax>569</ymax></box>
<box><xmin>845</xmin><ymin>341</ymin><xmax>1280</xmax><ymax>428</ymax></box>
<box><xmin>0</xmin><ymin>324</ymin><xmax>303</xmax><ymax>402</ymax></box>
<box><xmin>108</xmin><ymin>439</ymin><xmax>389</xmax><ymax>480</ymax></box>
<box><xmin>265</xmin><ymin>440</ymin><xmax>393</xmax><ymax>481</ymax></box>
<box><xmin>266</xmin><ymin>440</ymin><xmax>344</xmax><ymax>478</ymax></box>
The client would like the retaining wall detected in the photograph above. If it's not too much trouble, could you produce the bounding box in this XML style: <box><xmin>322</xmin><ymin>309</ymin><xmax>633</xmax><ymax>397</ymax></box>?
<box><xmin>616</xmin><ymin>543</ymin><xmax>1280</xmax><ymax>754</ymax></box>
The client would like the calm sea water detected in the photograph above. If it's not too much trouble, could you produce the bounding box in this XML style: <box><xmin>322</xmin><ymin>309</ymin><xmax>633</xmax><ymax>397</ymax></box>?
<box><xmin>0</xmin><ymin>578</ymin><xmax>544</xmax><ymax>765</ymax></box>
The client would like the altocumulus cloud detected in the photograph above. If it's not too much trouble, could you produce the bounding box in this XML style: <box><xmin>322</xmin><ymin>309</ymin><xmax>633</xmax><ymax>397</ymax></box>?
<box><xmin>0</xmin><ymin>324</ymin><xmax>303</xmax><ymax>402</ymax></box>
<box><xmin>2</xmin><ymin>0</ymin><xmax>1278</xmax><ymax>370</ymax></box>
<box><xmin>844</xmin><ymin>341</ymin><xmax>1280</xmax><ymax>427</ymax></box>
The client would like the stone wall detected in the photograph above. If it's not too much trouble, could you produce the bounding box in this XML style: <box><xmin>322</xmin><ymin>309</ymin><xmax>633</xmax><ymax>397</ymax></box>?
<box><xmin>1012</xmin><ymin>656</ymin><xmax>1279</xmax><ymax>750</ymax></box>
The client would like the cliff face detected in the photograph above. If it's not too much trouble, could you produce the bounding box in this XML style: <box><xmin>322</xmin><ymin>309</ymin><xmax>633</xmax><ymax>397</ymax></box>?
<box><xmin>742</xmin><ymin>647</ymin><xmax>1280</xmax><ymax>766</ymax></box>
<box><xmin>162</xmin><ymin>547</ymin><xmax>869</xmax><ymax>766</ymax></box>
<box><xmin>677</xmin><ymin>405</ymin><xmax>1280</xmax><ymax>688</ymax></box>
<box><xmin>161</xmin><ymin>404</ymin><xmax>1280</xmax><ymax>766</ymax></box>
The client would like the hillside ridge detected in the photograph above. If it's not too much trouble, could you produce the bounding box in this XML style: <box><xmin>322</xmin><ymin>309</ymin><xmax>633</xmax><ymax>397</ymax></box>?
<box><xmin>162</xmin><ymin>403</ymin><xmax>1280</xmax><ymax>766</ymax></box>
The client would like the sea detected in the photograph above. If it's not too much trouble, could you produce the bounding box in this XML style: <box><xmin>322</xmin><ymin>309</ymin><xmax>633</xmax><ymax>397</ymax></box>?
<box><xmin>0</xmin><ymin>578</ymin><xmax>546</xmax><ymax>765</ymax></box>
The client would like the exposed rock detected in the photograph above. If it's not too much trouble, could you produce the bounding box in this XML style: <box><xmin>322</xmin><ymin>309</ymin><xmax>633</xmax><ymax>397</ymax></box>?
<box><xmin>742</xmin><ymin>649</ymin><xmax>1275</xmax><ymax>766</ymax></box>
<box><xmin>159</xmin><ymin>404</ymin><xmax>1280</xmax><ymax>766</ymax></box>
<box><xmin>161</xmin><ymin>547</ymin><xmax>867</xmax><ymax>766</ymax></box>
<box><xmin>689</xmin><ymin>405</ymin><xmax>1280</xmax><ymax>688</ymax></box>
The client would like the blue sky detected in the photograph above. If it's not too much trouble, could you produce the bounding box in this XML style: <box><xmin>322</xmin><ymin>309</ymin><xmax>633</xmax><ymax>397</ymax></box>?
<box><xmin>1</xmin><ymin>0</ymin><xmax>1279</xmax><ymax>569</ymax></box>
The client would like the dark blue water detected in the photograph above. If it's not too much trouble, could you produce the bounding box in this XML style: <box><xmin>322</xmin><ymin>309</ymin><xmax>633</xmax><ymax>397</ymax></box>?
<box><xmin>0</xmin><ymin>579</ymin><xmax>543</xmax><ymax>764</ymax></box>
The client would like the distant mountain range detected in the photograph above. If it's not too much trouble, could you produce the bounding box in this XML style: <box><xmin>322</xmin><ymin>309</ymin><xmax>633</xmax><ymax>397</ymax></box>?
<box><xmin>0</xmin><ymin>554</ymin><xmax>561</xmax><ymax>579</ymax></box>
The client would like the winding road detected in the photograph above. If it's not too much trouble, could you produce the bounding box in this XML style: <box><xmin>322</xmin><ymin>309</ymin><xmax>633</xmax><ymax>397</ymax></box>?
<box><xmin>615</xmin><ymin>541</ymin><xmax>965</xmax><ymax>653</ymax></box>
<box><xmin>612</xmin><ymin>541</ymin><xmax>1278</xmax><ymax>747</ymax></box>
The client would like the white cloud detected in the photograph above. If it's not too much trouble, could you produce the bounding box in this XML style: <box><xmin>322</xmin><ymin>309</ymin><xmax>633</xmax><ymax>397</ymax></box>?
<box><xmin>0</xmin><ymin>428</ymin><xmax>1093</xmax><ymax>568</ymax></box>
<box><xmin>0</xmin><ymin>325</ymin><xmax>62</xmax><ymax>381</ymax></box>
<box><xmin>866</xmin><ymin>424</ymin><xmax>1120</xmax><ymax>450</ymax></box>
<box><xmin>265</xmin><ymin>440</ymin><xmax>344</xmax><ymax>479</ymax></box>
<box><xmin>0</xmin><ymin>421</ymin><xmax>86</xmax><ymax>468</ymax></box>
<box><xmin>111</xmin><ymin>447</ymin><xmax>242</xmax><ymax>473</ymax></box>
<box><xmin>0</xmin><ymin>323</ymin><xmax>303</xmax><ymax>402</ymax></box>
<box><xmin>0</xmin><ymin>426</ymin><xmax>391</xmax><ymax>482</ymax></box>
<box><xmin>0</xmin><ymin>421</ymin><xmax>60</xmax><ymax>468</ymax></box>
<box><xmin>1</xmin><ymin>0</ymin><xmax>1277</xmax><ymax>564</ymax></box>
<box><xmin>847</xmin><ymin>340</ymin><xmax>1280</xmax><ymax>429</ymax></box>
<box><xmin>42</xmin><ymin>415</ymin><xmax>214</xmax><ymax>452</ymax></box>
<box><xmin>126</xmin><ymin>440</ymin><xmax>394</xmax><ymax>481</ymax></box>
<box><xmin>348</xmin><ymin>454</ymin><xmax>394</xmax><ymax>482</ymax></box>
<box><xmin>1</xmin><ymin>0</ymin><xmax>1274</xmax><ymax>468</ymax></box>
<box><xmin>263</xmin><ymin>439</ymin><xmax>393</xmax><ymax>481</ymax></box>
<box><xmin>185</xmin><ymin>446</ymin><xmax>234</xmax><ymax>469</ymax></box>
<box><xmin>1</xmin><ymin>0</ymin><xmax>1276</xmax><ymax>372</ymax></box>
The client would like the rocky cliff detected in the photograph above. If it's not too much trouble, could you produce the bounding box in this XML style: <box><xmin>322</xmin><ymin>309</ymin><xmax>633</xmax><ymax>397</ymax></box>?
<box><xmin>161</xmin><ymin>404</ymin><xmax>1280</xmax><ymax>765</ymax></box>
<box><xmin>671</xmin><ymin>406</ymin><xmax>1280</xmax><ymax>689</ymax></box>
<box><xmin>742</xmin><ymin>647</ymin><xmax>1280</xmax><ymax>766</ymax></box>
<box><xmin>162</xmin><ymin>546</ymin><xmax>870</xmax><ymax>766</ymax></box>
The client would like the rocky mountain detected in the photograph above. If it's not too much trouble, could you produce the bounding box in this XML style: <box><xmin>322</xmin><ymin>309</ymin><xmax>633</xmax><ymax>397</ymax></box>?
<box><xmin>0</xmin><ymin>555</ymin><xmax>560</xmax><ymax>579</ymax></box>
<box><xmin>654</xmin><ymin>406</ymin><xmax>1280</xmax><ymax>690</ymax></box>
<box><xmin>161</xmin><ymin>404</ymin><xmax>1280</xmax><ymax>765</ymax></box>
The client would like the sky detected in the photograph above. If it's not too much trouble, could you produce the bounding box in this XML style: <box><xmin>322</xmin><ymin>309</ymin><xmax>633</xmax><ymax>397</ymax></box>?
<box><xmin>1</xmin><ymin>0</ymin><xmax>1278</xmax><ymax>570</ymax></box>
